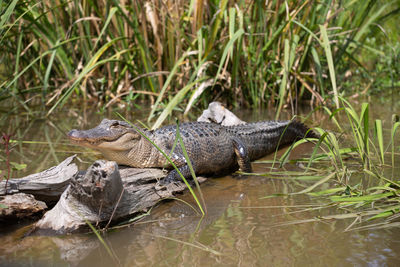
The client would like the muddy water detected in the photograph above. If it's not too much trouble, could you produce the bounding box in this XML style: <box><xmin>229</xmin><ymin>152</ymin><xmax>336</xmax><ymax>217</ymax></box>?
<box><xmin>1</xmin><ymin>101</ymin><xmax>400</xmax><ymax>266</ymax></box>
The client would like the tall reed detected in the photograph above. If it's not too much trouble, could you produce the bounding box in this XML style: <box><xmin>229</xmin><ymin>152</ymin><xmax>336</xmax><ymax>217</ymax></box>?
<box><xmin>0</xmin><ymin>1</ymin><xmax>397</xmax><ymax>123</ymax></box>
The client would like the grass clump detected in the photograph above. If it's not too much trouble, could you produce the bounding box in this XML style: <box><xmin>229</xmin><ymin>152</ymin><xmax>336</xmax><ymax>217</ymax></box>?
<box><xmin>264</xmin><ymin>98</ymin><xmax>400</xmax><ymax>230</ymax></box>
<box><xmin>0</xmin><ymin>1</ymin><xmax>398</xmax><ymax>123</ymax></box>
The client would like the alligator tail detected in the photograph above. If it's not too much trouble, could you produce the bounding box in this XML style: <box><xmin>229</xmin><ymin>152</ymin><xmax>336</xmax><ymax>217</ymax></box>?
<box><xmin>287</xmin><ymin>120</ymin><xmax>318</xmax><ymax>140</ymax></box>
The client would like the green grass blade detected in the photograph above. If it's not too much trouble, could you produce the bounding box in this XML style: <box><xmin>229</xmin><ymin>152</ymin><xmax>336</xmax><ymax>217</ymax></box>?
<box><xmin>275</xmin><ymin>38</ymin><xmax>290</xmax><ymax>120</ymax></box>
<box><xmin>391</xmin><ymin>121</ymin><xmax>400</xmax><ymax>168</ymax></box>
<box><xmin>262</xmin><ymin>19</ymin><xmax>289</xmax><ymax>52</ymax></box>
<box><xmin>353</xmin><ymin>1</ymin><xmax>394</xmax><ymax>44</ymax></box>
<box><xmin>311</xmin><ymin>47</ymin><xmax>325</xmax><ymax>97</ymax></box>
<box><xmin>325</xmin><ymin>131</ymin><xmax>345</xmax><ymax>169</ymax></box>
<box><xmin>323</xmin><ymin>107</ymin><xmax>342</xmax><ymax>131</ymax></box>
<box><xmin>85</xmin><ymin>220</ymin><xmax>115</xmax><ymax>259</ymax></box>
<box><xmin>151</xmin><ymin>77</ymin><xmax>207</xmax><ymax>130</ymax></box>
<box><xmin>175</xmin><ymin>121</ymin><xmax>206</xmax><ymax>214</ymax></box>
<box><xmin>92</xmin><ymin>7</ymin><xmax>117</xmax><ymax>52</ymax></box>
<box><xmin>331</xmin><ymin>192</ymin><xmax>394</xmax><ymax>203</ymax></box>
<box><xmin>320</xmin><ymin>25</ymin><xmax>339</xmax><ymax>109</ymax></box>
<box><xmin>43</xmin><ymin>40</ymin><xmax>60</xmax><ymax>98</ymax></box>
<box><xmin>306</xmin><ymin>131</ymin><xmax>327</xmax><ymax>171</ymax></box>
<box><xmin>213</xmin><ymin>28</ymin><xmax>244</xmax><ymax>86</ymax></box>
<box><xmin>148</xmin><ymin>51</ymin><xmax>190</xmax><ymax>122</ymax></box>
<box><xmin>368</xmin><ymin>211</ymin><xmax>396</xmax><ymax>220</ymax></box>
<box><xmin>308</xmin><ymin>187</ymin><xmax>347</xmax><ymax>197</ymax></box>
<box><xmin>204</xmin><ymin>0</ymin><xmax>228</xmax><ymax>57</ymax></box>
<box><xmin>289</xmin><ymin>34</ymin><xmax>299</xmax><ymax>69</ymax></box>
<box><xmin>197</xmin><ymin>28</ymin><xmax>203</xmax><ymax>63</ymax></box>
<box><xmin>47</xmin><ymin>38</ymin><xmax>124</xmax><ymax>115</ymax></box>
<box><xmin>292</xmin><ymin>172</ymin><xmax>336</xmax><ymax>195</ymax></box>
<box><xmin>0</xmin><ymin>0</ymin><xmax>17</xmax><ymax>29</ymax></box>
<box><xmin>374</xmin><ymin>119</ymin><xmax>384</xmax><ymax>164</ymax></box>
<box><xmin>279</xmin><ymin>138</ymin><xmax>309</xmax><ymax>167</ymax></box>
<box><xmin>360</xmin><ymin>103</ymin><xmax>370</xmax><ymax>166</ymax></box>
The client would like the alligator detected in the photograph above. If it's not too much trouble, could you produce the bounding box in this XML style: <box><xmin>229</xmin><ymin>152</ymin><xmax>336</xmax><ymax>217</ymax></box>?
<box><xmin>68</xmin><ymin>119</ymin><xmax>317</xmax><ymax>184</ymax></box>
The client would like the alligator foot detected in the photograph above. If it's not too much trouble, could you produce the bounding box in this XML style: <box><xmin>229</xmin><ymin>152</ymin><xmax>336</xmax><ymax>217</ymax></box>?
<box><xmin>154</xmin><ymin>180</ymin><xmax>169</xmax><ymax>191</ymax></box>
<box><xmin>231</xmin><ymin>172</ymin><xmax>250</xmax><ymax>180</ymax></box>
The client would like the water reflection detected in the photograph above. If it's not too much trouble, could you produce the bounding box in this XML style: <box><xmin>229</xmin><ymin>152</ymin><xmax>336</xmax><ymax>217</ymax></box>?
<box><xmin>2</xmin><ymin>171</ymin><xmax>400</xmax><ymax>266</ymax></box>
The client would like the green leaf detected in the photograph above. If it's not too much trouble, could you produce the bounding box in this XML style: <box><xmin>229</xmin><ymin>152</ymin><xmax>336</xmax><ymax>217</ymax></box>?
<box><xmin>374</xmin><ymin>119</ymin><xmax>384</xmax><ymax>164</ymax></box>
<box><xmin>319</xmin><ymin>25</ymin><xmax>339</xmax><ymax>109</ymax></box>
<box><xmin>368</xmin><ymin>211</ymin><xmax>395</xmax><ymax>220</ymax></box>
<box><xmin>151</xmin><ymin>78</ymin><xmax>206</xmax><ymax>130</ymax></box>
<box><xmin>293</xmin><ymin>172</ymin><xmax>336</xmax><ymax>195</ymax></box>
<box><xmin>10</xmin><ymin>162</ymin><xmax>27</xmax><ymax>170</ymax></box>
<box><xmin>148</xmin><ymin>51</ymin><xmax>191</xmax><ymax>122</ymax></box>
<box><xmin>330</xmin><ymin>192</ymin><xmax>394</xmax><ymax>202</ymax></box>
<box><xmin>213</xmin><ymin>28</ymin><xmax>244</xmax><ymax>86</ymax></box>
<box><xmin>0</xmin><ymin>0</ymin><xmax>18</xmax><ymax>29</ymax></box>
<box><xmin>275</xmin><ymin>38</ymin><xmax>290</xmax><ymax>120</ymax></box>
<box><xmin>391</xmin><ymin>121</ymin><xmax>400</xmax><ymax>167</ymax></box>
<box><xmin>308</xmin><ymin>187</ymin><xmax>346</xmax><ymax>196</ymax></box>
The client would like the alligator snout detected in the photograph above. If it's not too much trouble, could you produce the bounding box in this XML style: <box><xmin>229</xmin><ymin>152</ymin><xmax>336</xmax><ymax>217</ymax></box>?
<box><xmin>67</xmin><ymin>129</ymin><xmax>88</xmax><ymax>140</ymax></box>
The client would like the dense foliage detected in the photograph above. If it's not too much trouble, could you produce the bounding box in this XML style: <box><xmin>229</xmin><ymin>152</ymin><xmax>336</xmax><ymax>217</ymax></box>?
<box><xmin>0</xmin><ymin>0</ymin><xmax>398</xmax><ymax>122</ymax></box>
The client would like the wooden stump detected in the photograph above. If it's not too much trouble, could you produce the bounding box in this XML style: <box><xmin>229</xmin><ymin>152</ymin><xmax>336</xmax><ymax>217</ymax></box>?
<box><xmin>33</xmin><ymin>161</ymin><xmax>207</xmax><ymax>234</ymax></box>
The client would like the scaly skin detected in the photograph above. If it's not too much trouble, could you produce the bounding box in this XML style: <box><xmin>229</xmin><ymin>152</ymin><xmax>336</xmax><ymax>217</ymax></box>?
<box><xmin>68</xmin><ymin>119</ymin><xmax>316</xmax><ymax>183</ymax></box>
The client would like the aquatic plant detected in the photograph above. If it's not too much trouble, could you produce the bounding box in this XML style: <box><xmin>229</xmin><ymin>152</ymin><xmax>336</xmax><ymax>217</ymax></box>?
<box><xmin>258</xmin><ymin>99</ymin><xmax>400</xmax><ymax>230</ymax></box>
<box><xmin>0</xmin><ymin>132</ymin><xmax>27</xmax><ymax>192</ymax></box>
<box><xmin>1</xmin><ymin>133</ymin><xmax>12</xmax><ymax>191</ymax></box>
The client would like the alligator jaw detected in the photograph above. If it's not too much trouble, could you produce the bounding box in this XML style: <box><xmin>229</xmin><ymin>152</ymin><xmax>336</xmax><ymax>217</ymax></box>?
<box><xmin>67</xmin><ymin>129</ymin><xmax>105</xmax><ymax>148</ymax></box>
<box><xmin>67</xmin><ymin>119</ymin><xmax>141</xmax><ymax>150</ymax></box>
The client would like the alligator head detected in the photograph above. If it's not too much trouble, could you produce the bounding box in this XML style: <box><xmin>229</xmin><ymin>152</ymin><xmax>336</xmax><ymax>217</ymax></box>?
<box><xmin>68</xmin><ymin>119</ymin><xmax>144</xmax><ymax>165</ymax></box>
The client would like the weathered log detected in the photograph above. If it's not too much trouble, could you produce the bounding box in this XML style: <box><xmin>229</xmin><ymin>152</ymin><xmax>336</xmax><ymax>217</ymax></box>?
<box><xmin>0</xmin><ymin>193</ymin><xmax>47</xmax><ymax>222</ymax></box>
<box><xmin>0</xmin><ymin>156</ymin><xmax>78</xmax><ymax>223</ymax></box>
<box><xmin>33</xmin><ymin>161</ymin><xmax>206</xmax><ymax>234</ymax></box>
<box><xmin>197</xmin><ymin>101</ymin><xmax>245</xmax><ymax>125</ymax></box>
<box><xmin>0</xmin><ymin>155</ymin><xmax>78</xmax><ymax>202</ymax></box>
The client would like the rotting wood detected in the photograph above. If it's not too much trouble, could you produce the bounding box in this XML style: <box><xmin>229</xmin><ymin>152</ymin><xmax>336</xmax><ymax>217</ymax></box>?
<box><xmin>0</xmin><ymin>156</ymin><xmax>77</xmax><ymax>223</ymax></box>
<box><xmin>33</xmin><ymin>161</ymin><xmax>207</xmax><ymax>234</ymax></box>
<box><xmin>0</xmin><ymin>193</ymin><xmax>47</xmax><ymax>222</ymax></box>
<box><xmin>0</xmin><ymin>155</ymin><xmax>78</xmax><ymax>202</ymax></box>
<box><xmin>197</xmin><ymin>101</ymin><xmax>245</xmax><ymax>125</ymax></box>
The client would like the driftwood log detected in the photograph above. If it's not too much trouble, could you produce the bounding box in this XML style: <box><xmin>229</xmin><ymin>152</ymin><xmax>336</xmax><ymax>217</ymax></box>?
<box><xmin>0</xmin><ymin>193</ymin><xmax>47</xmax><ymax>222</ymax></box>
<box><xmin>34</xmin><ymin>161</ymin><xmax>207</xmax><ymax>234</ymax></box>
<box><xmin>197</xmin><ymin>101</ymin><xmax>246</xmax><ymax>126</ymax></box>
<box><xmin>20</xmin><ymin>102</ymin><xmax>238</xmax><ymax>234</ymax></box>
<box><xmin>0</xmin><ymin>156</ymin><xmax>78</xmax><ymax>223</ymax></box>
<box><xmin>0</xmin><ymin>155</ymin><xmax>77</xmax><ymax>200</ymax></box>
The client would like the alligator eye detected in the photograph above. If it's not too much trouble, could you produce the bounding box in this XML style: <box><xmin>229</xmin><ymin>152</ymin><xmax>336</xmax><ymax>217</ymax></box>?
<box><xmin>107</xmin><ymin>121</ymin><xmax>120</xmax><ymax>131</ymax></box>
<box><xmin>110</xmin><ymin>121</ymin><xmax>120</xmax><ymax>128</ymax></box>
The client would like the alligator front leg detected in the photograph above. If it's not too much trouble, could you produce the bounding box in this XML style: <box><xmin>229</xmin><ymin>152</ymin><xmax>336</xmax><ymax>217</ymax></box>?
<box><xmin>160</xmin><ymin>153</ymin><xmax>196</xmax><ymax>185</ymax></box>
<box><xmin>232</xmin><ymin>137</ymin><xmax>252</xmax><ymax>173</ymax></box>
<box><xmin>162</xmin><ymin>164</ymin><xmax>196</xmax><ymax>185</ymax></box>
